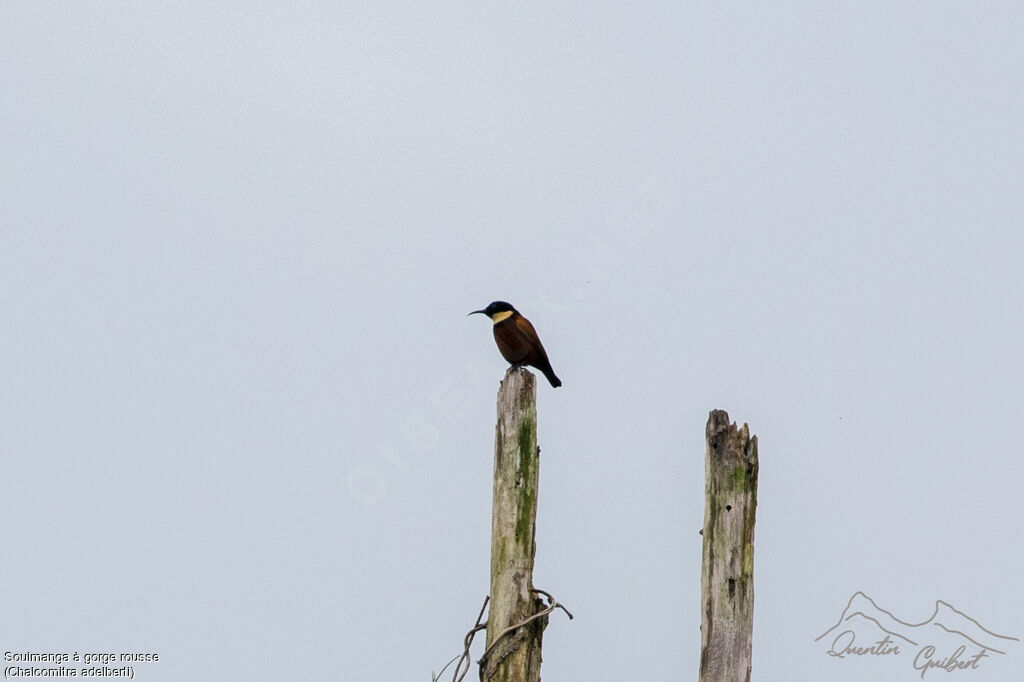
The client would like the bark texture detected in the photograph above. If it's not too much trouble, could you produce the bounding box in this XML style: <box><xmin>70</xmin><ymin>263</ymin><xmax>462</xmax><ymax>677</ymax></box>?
<box><xmin>699</xmin><ymin>410</ymin><xmax>759</xmax><ymax>682</ymax></box>
<box><xmin>480</xmin><ymin>367</ymin><xmax>547</xmax><ymax>682</ymax></box>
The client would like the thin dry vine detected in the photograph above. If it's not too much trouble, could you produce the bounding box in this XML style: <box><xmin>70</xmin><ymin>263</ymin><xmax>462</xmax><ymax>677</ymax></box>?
<box><xmin>451</xmin><ymin>589</ymin><xmax>573</xmax><ymax>682</ymax></box>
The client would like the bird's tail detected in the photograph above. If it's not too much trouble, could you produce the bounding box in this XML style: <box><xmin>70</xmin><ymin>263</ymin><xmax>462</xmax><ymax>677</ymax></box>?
<box><xmin>541</xmin><ymin>366</ymin><xmax>562</xmax><ymax>388</ymax></box>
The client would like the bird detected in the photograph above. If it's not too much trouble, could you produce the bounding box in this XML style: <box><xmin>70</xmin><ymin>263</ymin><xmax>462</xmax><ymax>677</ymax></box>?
<box><xmin>469</xmin><ymin>301</ymin><xmax>562</xmax><ymax>388</ymax></box>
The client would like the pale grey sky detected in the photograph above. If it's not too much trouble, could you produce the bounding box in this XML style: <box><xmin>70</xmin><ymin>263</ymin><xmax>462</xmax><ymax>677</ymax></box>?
<box><xmin>2</xmin><ymin>3</ymin><xmax>1022</xmax><ymax>681</ymax></box>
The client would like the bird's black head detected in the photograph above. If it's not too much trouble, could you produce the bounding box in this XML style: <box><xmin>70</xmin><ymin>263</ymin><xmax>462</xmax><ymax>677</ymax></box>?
<box><xmin>468</xmin><ymin>301</ymin><xmax>517</xmax><ymax>319</ymax></box>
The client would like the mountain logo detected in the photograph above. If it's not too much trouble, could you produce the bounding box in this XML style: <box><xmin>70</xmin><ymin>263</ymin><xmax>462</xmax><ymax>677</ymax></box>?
<box><xmin>816</xmin><ymin>591</ymin><xmax>1019</xmax><ymax>678</ymax></box>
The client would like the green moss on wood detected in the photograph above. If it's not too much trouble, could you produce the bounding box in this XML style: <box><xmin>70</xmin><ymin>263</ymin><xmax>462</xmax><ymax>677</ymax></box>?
<box><xmin>515</xmin><ymin>416</ymin><xmax>537</xmax><ymax>548</ymax></box>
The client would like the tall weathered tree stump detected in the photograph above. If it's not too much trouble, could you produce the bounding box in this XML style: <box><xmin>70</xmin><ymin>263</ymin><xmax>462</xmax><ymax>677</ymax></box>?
<box><xmin>700</xmin><ymin>410</ymin><xmax>759</xmax><ymax>682</ymax></box>
<box><xmin>480</xmin><ymin>367</ymin><xmax>547</xmax><ymax>682</ymax></box>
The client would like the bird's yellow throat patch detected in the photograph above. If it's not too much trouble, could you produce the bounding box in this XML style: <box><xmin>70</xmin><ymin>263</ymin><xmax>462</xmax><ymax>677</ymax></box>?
<box><xmin>490</xmin><ymin>310</ymin><xmax>514</xmax><ymax>324</ymax></box>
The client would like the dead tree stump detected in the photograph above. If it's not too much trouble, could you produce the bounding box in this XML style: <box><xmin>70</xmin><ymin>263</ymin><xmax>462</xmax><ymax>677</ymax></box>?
<box><xmin>480</xmin><ymin>367</ymin><xmax>547</xmax><ymax>682</ymax></box>
<box><xmin>699</xmin><ymin>410</ymin><xmax>759</xmax><ymax>682</ymax></box>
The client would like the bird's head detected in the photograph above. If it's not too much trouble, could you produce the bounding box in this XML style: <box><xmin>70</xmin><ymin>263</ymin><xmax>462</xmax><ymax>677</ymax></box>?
<box><xmin>468</xmin><ymin>301</ymin><xmax>517</xmax><ymax>322</ymax></box>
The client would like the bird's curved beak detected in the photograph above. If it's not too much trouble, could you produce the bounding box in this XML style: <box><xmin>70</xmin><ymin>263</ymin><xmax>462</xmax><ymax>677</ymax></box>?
<box><xmin>468</xmin><ymin>309</ymin><xmax>487</xmax><ymax>317</ymax></box>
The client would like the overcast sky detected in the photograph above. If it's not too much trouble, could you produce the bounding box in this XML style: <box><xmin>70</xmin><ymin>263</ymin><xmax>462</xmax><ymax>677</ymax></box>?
<box><xmin>2</xmin><ymin>3</ymin><xmax>1022</xmax><ymax>681</ymax></box>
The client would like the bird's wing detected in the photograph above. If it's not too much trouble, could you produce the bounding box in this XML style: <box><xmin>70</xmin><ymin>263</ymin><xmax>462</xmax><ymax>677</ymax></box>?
<box><xmin>514</xmin><ymin>315</ymin><xmax>547</xmax><ymax>355</ymax></box>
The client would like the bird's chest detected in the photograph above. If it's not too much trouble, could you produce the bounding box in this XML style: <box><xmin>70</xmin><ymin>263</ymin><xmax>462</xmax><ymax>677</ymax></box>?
<box><xmin>493</xmin><ymin>321</ymin><xmax>529</xmax><ymax>363</ymax></box>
